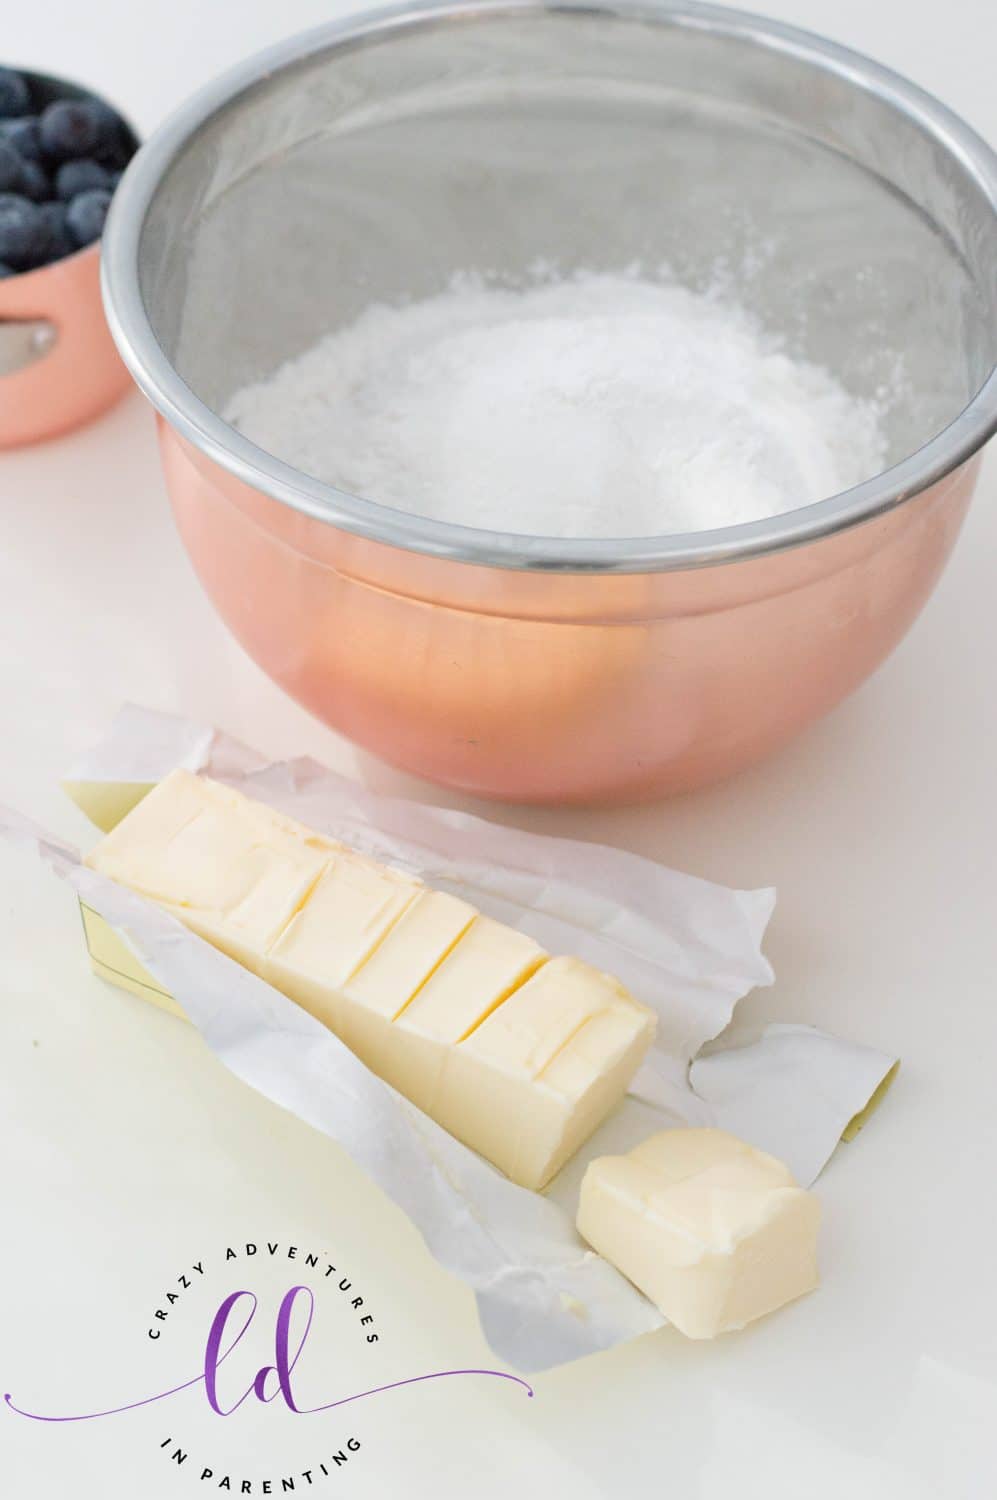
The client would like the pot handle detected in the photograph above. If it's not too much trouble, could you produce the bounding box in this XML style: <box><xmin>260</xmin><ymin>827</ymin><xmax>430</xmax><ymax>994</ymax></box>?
<box><xmin>0</xmin><ymin>318</ymin><xmax>58</xmax><ymax>377</ymax></box>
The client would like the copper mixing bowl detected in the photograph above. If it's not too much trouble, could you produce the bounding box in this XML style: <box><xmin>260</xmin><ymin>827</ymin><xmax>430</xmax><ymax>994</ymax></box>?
<box><xmin>101</xmin><ymin>0</ymin><xmax>997</xmax><ymax>803</ymax></box>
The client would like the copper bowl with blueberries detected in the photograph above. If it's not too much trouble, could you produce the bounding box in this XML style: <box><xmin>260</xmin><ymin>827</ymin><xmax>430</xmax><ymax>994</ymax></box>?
<box><xmin>0</xmin><ymin>65</ymin><xmax>138</xmax><ymax>447</ymax></box>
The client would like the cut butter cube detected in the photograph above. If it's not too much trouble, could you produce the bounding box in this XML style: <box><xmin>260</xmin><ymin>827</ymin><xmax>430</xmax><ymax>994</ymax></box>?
<box><xmin>265</xmin><ymin>853</ymin><xmax>422</xmax><ymax>1033</ymax></box>
<box><xmin>337</xmin><ymin>888</ymin><xmax>477</xmax><ymax>1057</ymax></box>
<box><xmin>84</xmin><ymin>769</ymin><xmax>338</xmax><ymax>973</ymax></box>
<box><xmin>435</xmin><ymin>956</ymin><xmax>657</xmax><ymax>1189</ymax></box>
<box><xmin>577</xmin><ymin>1128</ymin><xmax>820</xmax><ymax>1338</ymax></box>
<box><xmin>385</xmin><ymin>916</ymin><xmax>547</xmax><ymax>1112</ymax></box>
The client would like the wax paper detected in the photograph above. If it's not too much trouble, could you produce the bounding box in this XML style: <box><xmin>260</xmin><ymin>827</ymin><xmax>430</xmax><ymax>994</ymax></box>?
<box><xmin>0</xmin><ymin>706</ymin><xmax>897</xmax><ymax>1371</ymax></box>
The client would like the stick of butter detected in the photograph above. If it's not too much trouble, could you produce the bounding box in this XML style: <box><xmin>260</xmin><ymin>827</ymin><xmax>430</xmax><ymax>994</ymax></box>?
<box><xmin>576</xmin><ymin>1129</ymin><xmax>820</xmax><ymax>1337</ymax></box>
<box><xmin>84</xmin><ymin>769</ymin><xmax>657</xmax><ymax>1190</ymax></box>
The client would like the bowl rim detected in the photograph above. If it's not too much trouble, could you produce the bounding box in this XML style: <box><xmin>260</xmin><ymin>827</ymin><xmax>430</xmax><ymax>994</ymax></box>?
<box><xmin>101</xmin><ymin>0</ymin><xmax>997</xmax><ymax>575</ymax></box>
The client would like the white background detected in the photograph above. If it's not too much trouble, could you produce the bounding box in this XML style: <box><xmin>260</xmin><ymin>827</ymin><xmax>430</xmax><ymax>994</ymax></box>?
<box><xmin>2</xmin><ymin>1</ymin><xmax>996</xmax><ymax>1495</ymax></box>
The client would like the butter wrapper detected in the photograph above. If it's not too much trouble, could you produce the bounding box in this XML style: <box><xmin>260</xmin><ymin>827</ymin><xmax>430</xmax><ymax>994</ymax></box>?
<box><xmin>3</xmin><ymin>705</ymin><xmax>897</xmax><ymax>1371</ymax></box>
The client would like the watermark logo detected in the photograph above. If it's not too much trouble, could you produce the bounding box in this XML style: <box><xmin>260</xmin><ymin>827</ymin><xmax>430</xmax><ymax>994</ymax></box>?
<box><xmin>5</xmin><ymin>1239</ymin><xmax>532</xmax><ymax>1492</ymax></box>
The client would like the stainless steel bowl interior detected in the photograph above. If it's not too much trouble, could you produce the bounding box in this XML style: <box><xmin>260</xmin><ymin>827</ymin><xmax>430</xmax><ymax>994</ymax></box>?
<box><xmin>104</xmin><ymin>0</ymin><xmax>997</xmax><ymax>570</ymax></box>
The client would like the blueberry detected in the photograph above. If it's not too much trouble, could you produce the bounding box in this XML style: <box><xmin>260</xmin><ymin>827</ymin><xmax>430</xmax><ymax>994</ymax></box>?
<box><xmin>65</xmin><ymin>187</ymin><xmax>111</xmax><ymax>247</ymax></box>
<box><xmin>0</xmin><ymin>193</ymin><xmax>45</xmax><ymax>269</ymax></box>
<box><xmin>55</xmin><ymin>157</ymin><xmax>110</xmax><ymax>200</ymax></box>
<box><xmin>0</xmin><ymin>69</ymin><xmax>31</xmax><ymax>121</ymax></box>
<box><xmin>0</xmin><ymin>259</ymin><xmax>14</xmax><ymax>278</ymax></box>
<box><xmin>39</xmin><ymin>99</ymin><xmax>100</xmax><ymax>162</ymax></box>
<box><xmin>0</xmin><ymin>115</ymin><xmax>43</xmax><ymax>162</ymax></box>
<box><xmin>85</xmin><ymin>95</ymin><xmax>132</xmax><ymax>167</ymax></box>
<box><xmin>0</xmin><ymin>140</ymin><xmax>24</xmax><ymax>192</ymax></box>
<box><xmin>18</xmin><ymin>158</ymin><xmax>49</xmax><ymax>202</ymax></box>
<box><xmin>37</xmin><ymin>199</ymin><xmax>73</xmax><ymax>261</ymax></box>
<box><xmin>98</xmin><ymin>137</ymin><xmax>134</xmax><ymax>171</ymax></box>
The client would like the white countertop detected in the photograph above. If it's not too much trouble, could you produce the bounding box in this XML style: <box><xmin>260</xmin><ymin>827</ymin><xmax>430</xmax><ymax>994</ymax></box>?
<box><xmin>2</xmin><ymin>1</ymin><xmax>995</xmax><ymax>1495</ymax></box>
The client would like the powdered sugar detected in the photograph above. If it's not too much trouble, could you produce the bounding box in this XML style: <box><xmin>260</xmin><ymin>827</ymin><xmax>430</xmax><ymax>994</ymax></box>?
<box><xmin>224</xmin><ymin>272</ymin><xmax>888</xmax><ymax>539</ymax></box>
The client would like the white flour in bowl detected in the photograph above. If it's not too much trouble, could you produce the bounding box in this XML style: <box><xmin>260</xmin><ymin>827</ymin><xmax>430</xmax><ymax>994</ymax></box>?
<box><xmin>224</xmin><ymin>272</ymin><xmax>888</xmax><ymax>539</ymax></box>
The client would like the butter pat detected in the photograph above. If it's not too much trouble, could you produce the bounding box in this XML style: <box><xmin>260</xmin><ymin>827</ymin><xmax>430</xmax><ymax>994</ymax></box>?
<box><xmin>577</xmin><ymin>1129</ymin><xmax>820</xmax><ymax>1338</ymax></box>
<box><xmin>334</xmin><ymin>889</ymin><xmax>478</xmax><ymax>1096</ymax></box>
<box><xmin>85</xmin><ymin>771</ymin><xmax>658</xmax><ymax>1190</ymax></box>
<box><xmin>388</xmin><ymin>917</ymin><xmax>546</xmax><ymax>1112</ymax></box>
<box><xmin>266</xmin><ymin>853</ymin><xmax>422</xmax><ymax>1033</ymax></box>
<box><xmin>436</xmin><ymin>956</ymin><xmax>657</xmax><ymax>1188</ymax></box>
<box><xmin>341</xmin><ymin>889</ymin><xmax>478</xmax><ymax>1021</ymax></box>
<box><xmin>85</xmin><ymin>769</ymin><xmax>340</xmax><ymax>974</ymax></box>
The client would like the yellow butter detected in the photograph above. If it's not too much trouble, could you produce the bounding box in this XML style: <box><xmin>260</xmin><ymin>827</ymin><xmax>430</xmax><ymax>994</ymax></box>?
<box><xmin>577</xmin><ymin>1128</ymin><xmax>820</xmax><ymax>1338</ymax></box>
<box><xmin>266</xmin><ymin>853</ymin><xmax>422</xmax><ymax>1034</ymax></box>
<box><xmin>436</xmin><ymin>956</ymin><xmax>657</xmax><ymax>1188</ymax></box>
<box><xmin>79</xmin><ymin>902</ymin><xmax>185</xmax><ymax>1019</ymax></box>
<box><xmin>85</xmin><ymin>769</ymin><xmax>339</xmax><ymax>974</ymax></box>
<box><xmin>341</xmin><ymin>889</ymin><xmax>477</xmax><ymax>1020</ymax></box>
<box><xmin>63</xmin><ymin>779</ymin><xmax>155</xmax><ymax>834</ymax></box>
<box><xmin>333</xmin><ymin>889</ymin><xmax>477</xmax><ymax>1082</ymax></box>
<box><xmin>382</xmin><ymin>915</ymin><xmax>547</xmax><ymax>1114</ymax></box>
<box><xmin>83</xmin><ymin>771</ymin><xmax>657</xmax><ymax>1189</ymax></box>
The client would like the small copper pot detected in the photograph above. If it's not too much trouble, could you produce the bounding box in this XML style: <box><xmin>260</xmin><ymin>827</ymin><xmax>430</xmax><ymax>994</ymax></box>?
<box><xmin>0</xmin><ymin>70</ymin><xmax>138</xmax><ymax>447</ymax></box>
